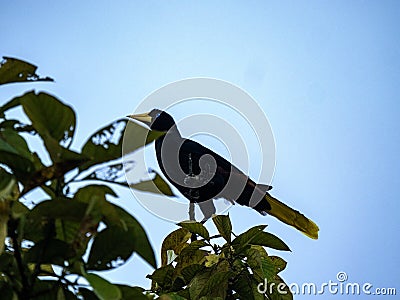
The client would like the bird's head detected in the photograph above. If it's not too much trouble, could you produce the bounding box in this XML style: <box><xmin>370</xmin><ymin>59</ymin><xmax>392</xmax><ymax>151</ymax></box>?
<box><xmin>127</xmin><ymin>109</ymin><xmax>176</xmax><ymax>132</ymax></box>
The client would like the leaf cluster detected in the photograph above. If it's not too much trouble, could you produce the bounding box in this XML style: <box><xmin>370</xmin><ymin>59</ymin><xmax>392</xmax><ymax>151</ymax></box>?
<box><xmin>0</xmin><ymin>57</ymin><xmax>171</xmax><ymax>299</ymax></box>
<box><xmin>149</xmin><ymin>215</ymin><xmax>293</xmax><ymax>300</ymax></box>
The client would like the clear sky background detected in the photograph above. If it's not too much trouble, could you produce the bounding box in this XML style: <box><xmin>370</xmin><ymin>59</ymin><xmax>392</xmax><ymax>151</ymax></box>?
<box><xmin>1</xmin><ymin>1</ymin><xmax>399</xmax><ymax>299</ymax></box>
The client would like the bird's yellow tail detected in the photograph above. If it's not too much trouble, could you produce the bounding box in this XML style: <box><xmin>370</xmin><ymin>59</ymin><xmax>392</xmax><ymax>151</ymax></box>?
<box><xmin>264</xmin><ymin>194</ymin><xmax>319</xmax><ymax>239</ymax></box>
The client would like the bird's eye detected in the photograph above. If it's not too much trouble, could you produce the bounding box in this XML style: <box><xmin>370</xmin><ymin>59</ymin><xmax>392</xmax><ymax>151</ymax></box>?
<box><xmin>156</xmin><ymin>112</ymin><xmax>161</xmax><ymax>118</ymax></box>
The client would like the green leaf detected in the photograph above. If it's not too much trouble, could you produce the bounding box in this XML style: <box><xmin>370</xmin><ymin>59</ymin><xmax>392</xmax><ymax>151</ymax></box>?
<box><xmin>175</xmin><ymin>249</ymin><xmax>207</xmax><ymax>275</ymax></box>
<box><xmin>80</xmin><ymin>119</ymin><xmax>127</xmax><ymax>171</ymax></box>
<box><xmin>231</xmin><ymin>225</ymin><xmax>267</xmax><ymax>253</ymax></box>
<box><xmin>41</xmin><ymin>135</ymin><xmax>88</xmax><ymax>164</ymax></box>
<box><xmin>28</xmin><ymin>199</ymin><xmax>88</xmax><ymax>222</ymax></box>
<box><xmin>74</xmin><ymin>184</ymin><xmax>117</xmax><ymax>204</ymax></box>
<box><xmin>197</xmin><ymin>270</ymin><xmax>233</xmax><ymax>299</ymax></box>
<box><xmin>0</xmin><ymin>282</ymin><xmax>17</xmax><ymax>300</ymax></box>
<box><xmin>0</xmin><ymin>129</ymin><xmax>36</xmax><ymax>180</ymax></box>
<box><xmin>22</xmin><ymin>156</ymin><xmax>88</xmax><ymax>195</ymax></box>
<box><xmin>178</xmin><ymin>221</ymin><xmax>209</xmax><ymax>239</ymax></box>
<box><xmin>103</xmin><ymin>203</ymin><xmax>156</xmax><ymax>268</ymax></box>
<box><xmin>188</xmin><ymin>269</ymin><xmax>211</xmax><ymax>299</ymax></box>
<box><xmin>31</xmin><ymin>280</ymin><xmax>70</xmax><ymax>300</ymax></box>
<box><xmin>159</xmin><ymin>293</ymin><xmax>188</xmax><ymax>300</ymax></box>
<box><xmin>24</xmin><ymin>239</ymin><xmax>74</xmax><ymax>266</ymax></box>
<box><xmin>24</xmin><ymin>199</ymin><xmax>89</xmax><ymax>243</ymax></box>
<box><xmin>246</xmin><ymin>247</ymin><xmax>276</xmax><ymax>282</ymax></box>
<box><xmin>123</xmin><ymin>120</ymin><xmax>165</xmax><ymax>154</ymax></box>
<box><xmin>87</xmin><ymin>226</ymin><xmax>136</xmax><ymax>270</ymax></box>
<box><xmin>231</xmin><ymin>272</ymin><xmax>256</xmax><ymax>300</ymax></box>
<box><xmin>129</xmin><ymin>170</ymin><xmax>175</xmax><ymax>196</ymax></box>
<box><xmin>116</xmin><ymin>285</ymin><xmax>148</xmax><ymax>300</ymax></box>
<box><xmin>181</xmin><ymin>264</ymin><xmax>205</xmax><ymax>283</ymax></box>
<box><xmin>212</xmin><ymin>215</ymin><xmax>232</xmax><ymax>243</ymax></box>
<box><xmin>270</xmin><ymin>256</ymin><xmax>287</xmax><ymax>273</ymax></box>
<box><xmin>0</xmin><ymin>128</ymin><xmax>33</xmax><ymax>161</ymax></box>
<box><xmin>10</xmin><ymin>200</ymin><xmax>29</xmax><ymax>219</ymax></box>
<box><xmin>147</xmin><ymin>264</ymin><xmax>175</xmax><ymax>289</ymax></box>
<box><xmin>179</xmin><ymin>240</ymin><xmax>207</xmax><ymax>256</ymax></box>
<box><xmin>79</xmin><ymin>288</ymin><xmax>100</xmax><ymax>300</ymax></box>
<box><xmin>54</xmin><ymin>220</ymin><xmax>82</xmax><ymax>247</ymax></box>
<box><xmin>85</xmin><ymin>273</ymin><xmax>122</xmax><ymax>300</ymax></box>
<box><xmin>161</xmin><ymin>228</ymin><xmax>191</xmax><ymax>266</ymax></box>
<box><xmin>250</xmin><ymin>232</ymin><xmax>290</xmax><ymax>251</ymax></box>
<box><xmin>266</xmin><ymin>275</ymin><xmax>293</xmax><ymax>300</ymax></box>
<box><xmin>0</xmin><ymin>56</ymin><xmax>53</xmax><ymax>86</ymax></box>
<box><xmin>80</xmin><ymin>162</ymin><xmax>128</xmax><ymax>186</ymax></box>
<box><xmin>18</xmin><ymin>91</ymin><xmax>75</xmax><ymax>144</ymax></box>
<box><xmin>0</xmin><ymin>96</ymin><xmax>21</xmax><ymax>116</ymax></box>
<box><xmin>0</xmin><ymin>167</ymin><xmax>19</xmax><ymax>201</ymax></box>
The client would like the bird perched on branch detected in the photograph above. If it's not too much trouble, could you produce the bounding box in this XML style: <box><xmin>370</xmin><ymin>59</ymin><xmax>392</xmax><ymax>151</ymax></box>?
<box><xmin>127</xmin><ymin>109</ymin><xmax>319</xmax><ymax>239</ymax></box>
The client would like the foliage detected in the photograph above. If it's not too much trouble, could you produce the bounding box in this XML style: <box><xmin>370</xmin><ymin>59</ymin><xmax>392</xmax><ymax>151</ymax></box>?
<box><xmin>149</xmin><ymin>215</ymin><xmax>293</xmax><ymax>300</ymax></box>
<box><xmin>0</xmin><ymin>57</ymin><xmax>295</xmax><ymax>299</ymax></box>
<box><xmin>0</xmin><ymin>57</ymin><xmax>171</xmax><ymax>299</ymax></box>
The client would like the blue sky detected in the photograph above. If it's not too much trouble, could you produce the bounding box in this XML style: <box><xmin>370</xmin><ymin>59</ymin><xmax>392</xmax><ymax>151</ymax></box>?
<box><xmin>1</xmin><ymin>1</ymin><xmax>399</xmax><ymax>298</ymax></box>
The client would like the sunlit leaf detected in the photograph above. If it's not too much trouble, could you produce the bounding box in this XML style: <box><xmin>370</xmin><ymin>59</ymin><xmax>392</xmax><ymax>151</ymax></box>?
<box><xmin>266</xmin><ymin>275</ymin><xmax>293</xmax><ymax>300</ymax></box>
<box><xmin>270</xmin><ymin>256</ymin><xmax>287</xmax><ymax>274</ymax></box>
<box><xmin>197</xmin><ymin>270</ymin><xmax>233</xmax><ymax>299</ymax></box>
<box><xmin>231</xmin><ymin>225</ymin><xmax>267</xmax><ymax>253</ymax></box>
<box><xmin>232</xmin><ymin>272</ymin><xmax>265</xmax><ymax>300</ymax></box>
<box><xmin>175</xmin><ymin>249</ymin><xmax>207</xmax><ymax>275</ymax></box>
<box><xmin>177</xmin><ymin>222</ymin><xmax>209</xmax><ymax>239</ymax></box>
<box><xmin>246</xmin><ymin>247</ymin><xmax>275</xmax><ymax>282</ymax></box>
<box><xmin>161</xmin><ymin>228</ymin><xmax>191</xmax><ymax>266</ymax></box>
<box><xmin>179</xmin><ymin>240</ymin><xmax>207</xmax><ymax>257</ymax></box>
<box><xmin>212</xmin><ymin>214</ymin><xmax>232</xmax><ymax>243</ymax></box>
<box><xmin>250</xmin><ymin>232</ymin><xmax>290</xmax><ymax>251</ymax></box>
<box><xmin>0</xmin><ymin>56</ymin><xmax>53</xmax><ymax>86</ymax></box>
<box><xmin>147</xmin><ymin>265</ymin><xmax>175</xmax><ymax>289</ymax></box>
<box><xmin>188</xmin><ymin>269</ymin><xmax>211</xmax><ymax>300</ymax></box>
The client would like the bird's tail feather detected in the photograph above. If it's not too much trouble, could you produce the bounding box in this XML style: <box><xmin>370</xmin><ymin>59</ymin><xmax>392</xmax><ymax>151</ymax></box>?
<box><xmin>262</xmin><ymin>194</ymin><xmax>319</xmax><ymax>239</ymax></box>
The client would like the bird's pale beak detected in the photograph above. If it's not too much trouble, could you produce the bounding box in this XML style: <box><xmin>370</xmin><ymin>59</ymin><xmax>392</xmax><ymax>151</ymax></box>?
<box><xmin>126</xmin><ymin>112</ymin><xmax>153</xmax><ymax>126</ymax></box>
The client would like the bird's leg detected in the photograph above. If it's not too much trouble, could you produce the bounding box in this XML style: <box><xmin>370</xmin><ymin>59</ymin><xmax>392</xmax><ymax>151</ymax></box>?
<box><xmin>189</xmin><ymin>202</ymin><xmax>195</xmax><ymax>221</ymax></box>
<box><xmin>188</xmin><ymin>202</ymin><xmax>198</xmax><ymax>241</ymax></box>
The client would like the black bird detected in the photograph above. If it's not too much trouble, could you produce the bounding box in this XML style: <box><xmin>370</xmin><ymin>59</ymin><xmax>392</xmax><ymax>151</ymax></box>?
<box><xmin>128</xmin><ymin>109</ymin><xmax>319</xmax><ymax>239</ymax></box>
